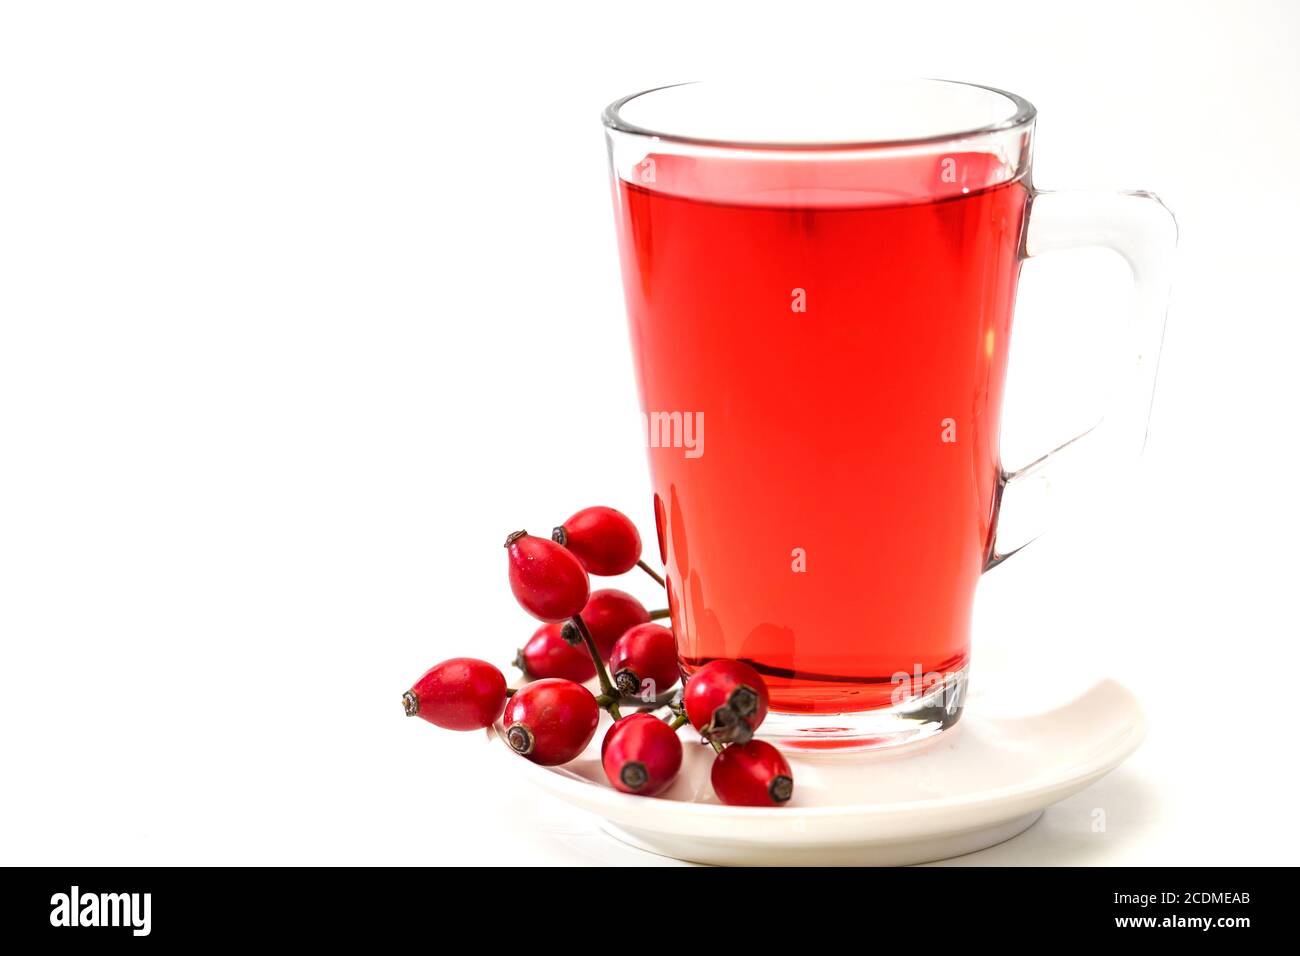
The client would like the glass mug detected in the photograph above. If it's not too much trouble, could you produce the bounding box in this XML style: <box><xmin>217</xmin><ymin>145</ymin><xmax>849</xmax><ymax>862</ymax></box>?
<box><xmin>603</xmin><ymin>79</ymin><xmax>1175</xmax><ymax>749</ymax></box>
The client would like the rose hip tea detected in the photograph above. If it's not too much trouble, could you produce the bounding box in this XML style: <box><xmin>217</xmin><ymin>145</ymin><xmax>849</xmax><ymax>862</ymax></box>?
<box><xmin>614</xmin><ymin>152</ymin><xmax>1025</xmax><ymax>714</ymax></box>
<box><xmin>604</xmin><ymin>81</ymin><xmax>1174</xmax><ymax>747</ymax></box>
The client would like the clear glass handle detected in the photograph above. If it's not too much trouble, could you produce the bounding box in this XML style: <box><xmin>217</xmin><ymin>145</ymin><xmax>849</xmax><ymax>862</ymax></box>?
<box><xmin>987</xmin><ymin>190</ymin><xmax>1177</xmax><ymax>568</ymax></box>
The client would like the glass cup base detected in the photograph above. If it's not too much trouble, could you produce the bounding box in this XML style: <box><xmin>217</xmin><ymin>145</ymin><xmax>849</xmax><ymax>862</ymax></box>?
<box><xmin>759</xmin><ymin>667</ymin><xmax>969</xmax><ymax>753</ymax></box>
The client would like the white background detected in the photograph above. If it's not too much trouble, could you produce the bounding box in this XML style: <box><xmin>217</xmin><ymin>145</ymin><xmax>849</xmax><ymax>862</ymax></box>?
<box><xmin>1</xmin><ymin>0</ymin><xmax>1296</xmax><ymax>865</ymax></box>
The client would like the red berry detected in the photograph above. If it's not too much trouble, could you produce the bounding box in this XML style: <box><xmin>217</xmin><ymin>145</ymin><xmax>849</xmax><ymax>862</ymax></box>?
<box><xmin>684</xmin><ymin>659</ymin><xmax>770</xmax><ymax>744</ymax></box>
<box><xmin>601</xmin><ymin>714</ymin><xmax>683</xmax><ymax>796</ymax></box>
<box><xmin>505</xmin><ymin>530</ymin><xmax>590</xmax><ymax>622</ymax></box>
<box><xmin>563</xmin><ymin>588</ymin><xmax>650</xmax><ymax>657</ymax></box>
<box><xmin>516</xmin><ymin>622</ymin><xmax>596</xmax><ymax>683</ymax></box>
<box><xmin>553</xmin><ymin>506</ymin><xmax>642</xmax><ymax>576</ymax></box>
<box><xmin>609</xmin><ymin>623</ymin><xmax>679</xmax><ymax>699</ymax></box>
<box><xmin>403</xmin><ymin>658</ymin><xmax>507</xmax><ymax>730</ymax></box>
<box><xmin>711</xmin><ymin>740</ymin><xmax>793</xmax><ymax>807</ymax></box>
<box><xmin>501</xmin><ymin>678</ymin><xmax>599</xmax><ymax>766</ymax></box>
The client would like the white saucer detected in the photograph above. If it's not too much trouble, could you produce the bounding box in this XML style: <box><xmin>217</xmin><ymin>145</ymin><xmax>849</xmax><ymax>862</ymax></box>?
<box><xmin>496</xmin><ymin>678</ymin><xmax>1144</xmax><ymax>866</ymax></box>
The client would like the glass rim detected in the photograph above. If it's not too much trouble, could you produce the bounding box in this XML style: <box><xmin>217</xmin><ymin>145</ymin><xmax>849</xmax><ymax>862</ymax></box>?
<box><xmin>602</xmin><ymin>78</ymin><xmax>1037</xmax><ymax>152</ymax></box>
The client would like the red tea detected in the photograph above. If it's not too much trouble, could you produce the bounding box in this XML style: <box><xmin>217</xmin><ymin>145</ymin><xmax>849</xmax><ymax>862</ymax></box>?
<box><xmin>613</xmin><ymin>152</ymin><xmax>1029</xmax><ymax>714</ymax></box>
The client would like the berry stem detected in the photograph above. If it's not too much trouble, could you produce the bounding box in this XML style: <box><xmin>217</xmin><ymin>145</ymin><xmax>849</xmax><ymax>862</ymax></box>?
<box><xmin>637</xmin><ymin>689</ymin><xmax>680</xmax><ymax>709</ymax></box>
<box><xmin>597</xmin><ymin>689</ymin><xmax>678</xmax><ymax>713</ymax></box>
<box><xmin>648</xmin><ymin>608</ymin><xmax>670</xmax><ymax>621</ymax></box>
<box><xmin>668</xmin><ymin>712</ymin><xmax>689</xmax><ymax>730</ymax></box>
<box><xmin>636</xmin><ymin>559</ymin><xmax>666</xmax><ymax>588</ymax></box>
<box><xmin>570</xmin><ymin>613</ymin><xmax>622</xmax><ymax>719</ymax></box>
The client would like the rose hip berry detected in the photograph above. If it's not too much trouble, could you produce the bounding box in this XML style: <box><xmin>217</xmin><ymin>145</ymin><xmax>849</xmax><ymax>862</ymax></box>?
<box><xmin>505</xmin><ymin>530</ymin><xmax>590</xmax><ymax>622</ymax></box>
<box><xmin>561</xmin><ymin>588</ymin><xmax>649</xmax><ymax>657</ymax></box>
<box><xmin>683</xmin><ymin>659</ymin><xmax>770</xmax><ymax>744</ymax></box>
<box><xmin>552</xmin><ymin>506</ymin><xmax>642</xmax><ymax>576</ymax></box>
<box><xmin>711</xmin><ymin>740</ymin><xmax>794</xmax><ymax>807</ymax></box>
<box><xmin>516</xmin><ymin>622</ymin><xmax>596</xmax><ymax>683</ymax></box>
<box><xmin>403</xmin><ymin>658</ymin><xmax>507</xmax><ymax>731</ymax></box>
<box><xmin>501</xmin><ymin>678</ymin><xmax>599</xmax><ymax>766</ymax></box>
<box><xmin>609</xmin><ymin>623</ymin><xmax>679</xmax><ymax>699</ymax></box>
<box><xmin>601</xmin><ymin>713</ymin><xmax>683</xmax><ymax>796</ymax></box>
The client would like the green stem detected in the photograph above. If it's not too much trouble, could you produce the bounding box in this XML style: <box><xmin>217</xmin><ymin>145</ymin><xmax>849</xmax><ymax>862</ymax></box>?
<box><xmin>571</xmin><ymin>612</ymin><xmax>621</xmax><ymax>717</ymax></box>
<box><xmin>638</xmin><ymin>689</ymin><xmax>680</xmax><ymax>709</ymax></box>
<box><xmin>648</xmin><ymin>608</ymin><xmax>670</xmax><ymax>621</ymax></box>
<box><xmin>598</xmin><ymin>688</ymin><xmax>677</xmax><ymax>713</ymax></box>
<box><xmin>637</xmin><ymin>559</ymin><xmax>666</xmax><ymax>588</ymax></box>
<box><xmin>669</xmin><ymin>713</ymin><xmax>689</xmax><ymax>730</ymax></box>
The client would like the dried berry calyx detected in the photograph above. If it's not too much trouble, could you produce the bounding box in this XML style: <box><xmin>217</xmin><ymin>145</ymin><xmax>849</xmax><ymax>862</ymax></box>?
<box><xmin>505</xmin><ymin>724</ymin><xmax>534</xmax><ymax>756</ymax></box>
<box><xmin>705</xmin><ymin>703</ymin><xmax>754</xmax><ymax>744</ymax></box>
<box><xmin>728</xmin><ymin>685</ymin><xmax>760</xmax><ymax>718</ymax></box>
<box><xmin>769</xmin><ymin>774</ymin><xmax>794</xmax><ymax>804</ymax></box>
<box><xmin>614</xmin><ymin>670</ymin><xmax>641</xmax><ymax>698</ymax></box>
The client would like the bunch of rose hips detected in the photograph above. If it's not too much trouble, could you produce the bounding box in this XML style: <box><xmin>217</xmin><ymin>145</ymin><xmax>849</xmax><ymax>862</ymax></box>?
<box><xmin>403</xmin><ymin>506</ymin><xmax>794</xmax><ymax>807</ymax></box>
